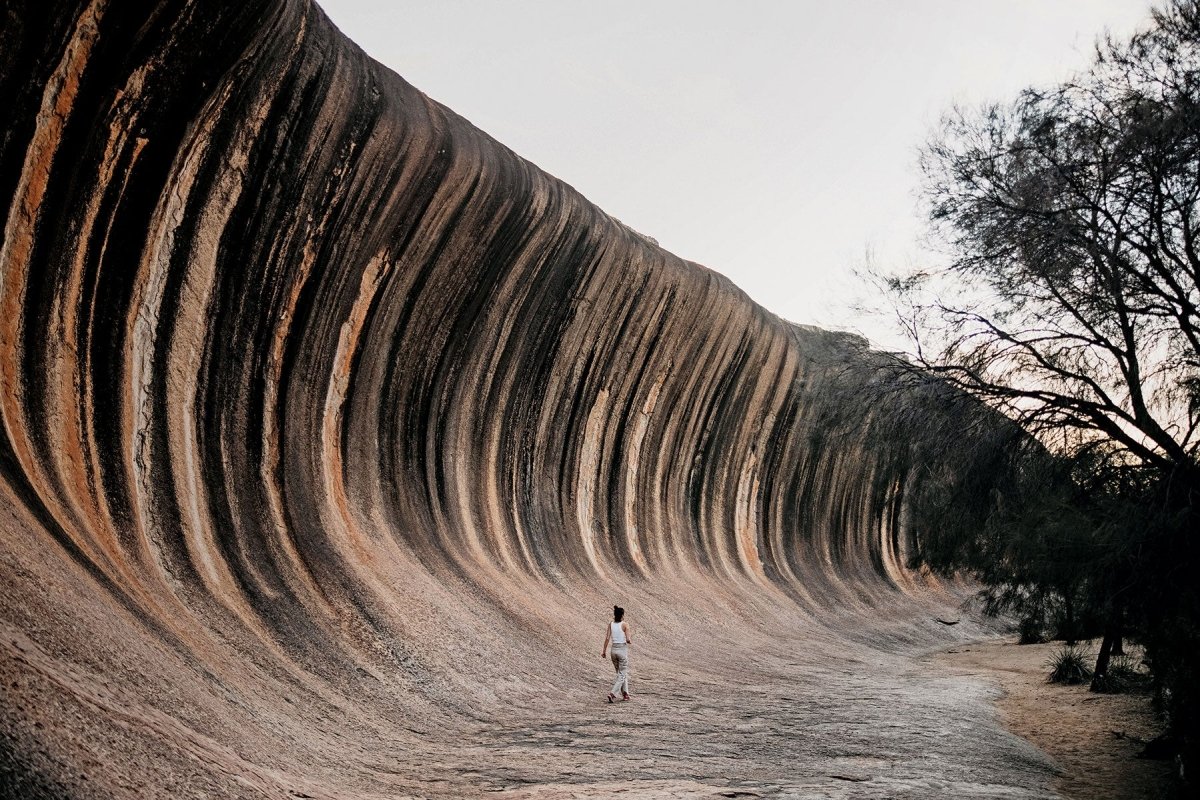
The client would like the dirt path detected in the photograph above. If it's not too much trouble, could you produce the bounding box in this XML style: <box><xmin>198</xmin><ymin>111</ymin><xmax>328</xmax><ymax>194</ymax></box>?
<box><xmin>936</xmin><ymin>639</ymin><xmax>1175</xmax><ymax>800</ymax></box>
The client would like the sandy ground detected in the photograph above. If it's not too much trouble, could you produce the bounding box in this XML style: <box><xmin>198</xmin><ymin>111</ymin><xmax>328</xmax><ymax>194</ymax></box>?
<box><xmin>937</xmin><ymin>638</ymin><xmax>1176</xmax><ymax>799</ymax></box>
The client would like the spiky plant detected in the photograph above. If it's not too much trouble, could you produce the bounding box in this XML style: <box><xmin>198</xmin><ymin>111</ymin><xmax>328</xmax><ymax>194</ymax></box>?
<box><xmin>1046</xmin><ymin>644</ymin><xmax>1092</xmax><ymax>685</ymax></box>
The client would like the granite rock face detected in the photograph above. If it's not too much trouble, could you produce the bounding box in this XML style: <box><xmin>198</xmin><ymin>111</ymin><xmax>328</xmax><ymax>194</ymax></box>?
<box><xmin>0</xmin><ymin>2</ymin><xmax>1047</xmax><ymax>798</ymax></box>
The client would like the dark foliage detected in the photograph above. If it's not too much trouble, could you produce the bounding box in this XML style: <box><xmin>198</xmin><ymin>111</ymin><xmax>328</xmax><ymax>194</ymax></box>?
<box><xmin>1018</xmin><ymin>614</ymin><xmax>1046</xmax><ymax>645</ymax></box>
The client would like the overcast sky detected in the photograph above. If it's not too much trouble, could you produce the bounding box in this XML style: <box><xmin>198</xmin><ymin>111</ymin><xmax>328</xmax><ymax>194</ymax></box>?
<box><xmin>317</xmin><ymin>1</ymin><xmax>1154</xmax><ymax>347</ymax></box>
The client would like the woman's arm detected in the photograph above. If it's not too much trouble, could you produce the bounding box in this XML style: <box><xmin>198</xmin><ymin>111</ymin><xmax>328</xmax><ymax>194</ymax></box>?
<box><xmin>601</xmin><ymin>625</ymin><xmax>610</xmax><ymax>657</ymax></box>
<box><xmin>622</xmin><ymin>621</ymin><xmax>631</xmax><ymax>644</ymax></box>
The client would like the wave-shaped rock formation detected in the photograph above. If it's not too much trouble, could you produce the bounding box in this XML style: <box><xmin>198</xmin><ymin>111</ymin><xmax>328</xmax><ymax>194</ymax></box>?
<box><xmin>1</xmin><ymin>2</ymin><xmax>1052</xmax><ymax>798</ymax></box>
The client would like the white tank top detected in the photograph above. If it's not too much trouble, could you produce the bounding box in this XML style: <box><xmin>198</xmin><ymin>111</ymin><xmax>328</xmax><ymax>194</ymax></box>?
<box><xmin>610</xmin><ymin>621</ymin><xmax>626</xmax><ymax>644</ymax></box>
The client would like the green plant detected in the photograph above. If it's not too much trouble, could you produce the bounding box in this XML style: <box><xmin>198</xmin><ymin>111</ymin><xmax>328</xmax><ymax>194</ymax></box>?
<box><xmin>1046</xmin><ymin>644</ymin><xmax>1092</xmax><ymax>685</ymax></box>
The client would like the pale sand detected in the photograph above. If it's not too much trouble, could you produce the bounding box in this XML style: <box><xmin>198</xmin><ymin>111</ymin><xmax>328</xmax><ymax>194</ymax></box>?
<box><xmin>937</xmin><ymin>638</ymin><xmax>1175</xmax><ymax>799</ymax></box>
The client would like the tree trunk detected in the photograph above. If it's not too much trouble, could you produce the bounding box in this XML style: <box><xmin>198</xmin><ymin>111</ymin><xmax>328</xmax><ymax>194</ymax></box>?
<box><xmin>1091</xmin><ymin>615</ymin><xmax>1119</xmax><ymax>692</ymax></box>
<box><xmin>1111</xmin><ymin>606</ymin><xmax>1125</xmax><ymax>656</ymax></box>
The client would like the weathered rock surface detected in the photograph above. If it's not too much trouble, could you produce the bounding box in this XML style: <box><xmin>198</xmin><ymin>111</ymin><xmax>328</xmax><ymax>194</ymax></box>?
<box><xmin>1</xmin><ymin>2</ymin><xmax>1055</xmax><ymax>798</ymax></box>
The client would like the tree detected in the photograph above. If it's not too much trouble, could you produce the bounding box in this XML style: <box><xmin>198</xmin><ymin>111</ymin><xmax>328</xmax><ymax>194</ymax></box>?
<box><xmin>897</xmin><ymin>2</ymin><xmax>1200</xmax><ymax>475</ymax></box>
<box><xmin>884</xmin><ymin>0</ymin><xmax>1200</xmax><ymax>778</ymax></box>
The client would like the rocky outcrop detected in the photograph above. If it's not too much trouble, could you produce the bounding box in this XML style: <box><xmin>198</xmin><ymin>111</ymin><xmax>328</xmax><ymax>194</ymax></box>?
<box><xmin>0</xmin><ymin>2</ymin><xmax>1036</xmax><ymax>798</ymax></box>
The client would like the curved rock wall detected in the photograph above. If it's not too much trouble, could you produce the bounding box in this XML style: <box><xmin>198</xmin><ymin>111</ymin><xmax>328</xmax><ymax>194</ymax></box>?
<box><xmin>0</xmin><ymin>2</ymin><xmax>1023</xmax><ymax>798</ymax></box>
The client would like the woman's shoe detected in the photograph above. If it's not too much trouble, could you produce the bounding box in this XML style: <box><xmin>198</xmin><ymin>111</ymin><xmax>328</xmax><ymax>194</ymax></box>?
<box><xmin>607</xmin><ymin>693</ymin><xmax>616</xmax><ymax>703</ymax></box>
<box><xmin>622</xmin><ymin>693</ymin><xmax>631</xmax><ymax>701</ymax></box>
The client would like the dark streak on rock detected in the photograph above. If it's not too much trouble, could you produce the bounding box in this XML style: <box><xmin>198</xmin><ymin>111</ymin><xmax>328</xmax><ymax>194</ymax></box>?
<box><xmin>0</xmin><ymin>1</ymin><xmax>1021</xmax><ymax>797</ymax></box>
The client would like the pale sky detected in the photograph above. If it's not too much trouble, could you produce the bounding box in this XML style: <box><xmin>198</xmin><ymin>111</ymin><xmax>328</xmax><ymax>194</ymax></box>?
<box><xmin>317</xmin><ymin>1</ymin><xmax>1153</xmax><ymax>348</ymax></box>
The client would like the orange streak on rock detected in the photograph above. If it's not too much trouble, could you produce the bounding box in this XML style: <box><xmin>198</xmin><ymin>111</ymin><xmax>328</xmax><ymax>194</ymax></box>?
<box><xmin>0</xmin><ymin>0</ymin><xmax>107</xmax><ymax>563</ymax></box>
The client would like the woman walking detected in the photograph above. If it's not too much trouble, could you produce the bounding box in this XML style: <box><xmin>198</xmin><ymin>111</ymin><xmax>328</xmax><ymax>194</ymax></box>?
<box><xmin>601</xmin><ymin>605</ymin><xmax>632</xmax><ymax>702</ymax></box>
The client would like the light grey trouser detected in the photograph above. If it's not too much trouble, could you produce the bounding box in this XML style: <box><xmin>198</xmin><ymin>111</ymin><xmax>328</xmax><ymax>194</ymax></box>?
<box><xmin>609</xmin><ymin>643</ymin><xmax>629</xmax><ymax>696</ymax></box>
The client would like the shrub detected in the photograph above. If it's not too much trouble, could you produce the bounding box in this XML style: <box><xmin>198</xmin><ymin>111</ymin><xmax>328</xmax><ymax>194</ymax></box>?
<box><xmin>1047</xmin><ymin>644</ymin><xmax>1092</xmax><ymax>685</ymax></box>
<box><xmin>1092</xmin><ymin>654</ymin><xmax>1151</xmax><ymax>694</ymax></box>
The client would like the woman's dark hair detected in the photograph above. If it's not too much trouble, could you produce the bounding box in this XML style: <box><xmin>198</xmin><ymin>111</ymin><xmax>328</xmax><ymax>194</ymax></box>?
<box><xmin>613</xmin><ymin>606</ymin><xmax>624</xmax><ymax>622</ymax></box>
